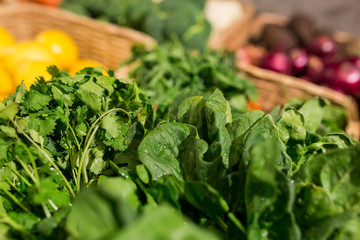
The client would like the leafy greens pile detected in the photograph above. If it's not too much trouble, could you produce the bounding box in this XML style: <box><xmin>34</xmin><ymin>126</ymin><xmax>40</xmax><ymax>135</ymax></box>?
<box><xmin>0</xmin><ymin>68</ymin><xmax>359</xmax><ymax>239</ymax></box>
<box><xmin>61</xmin><ymin>0</ymin><xmax>211</xmax><ymax>50</ymax></box>
<box><xmin>0</xmin><ymin>67</ymin><xmax>156</xmax><ymax>238</ymax></box>
<box><xmin>123</xmin><ymin>42</ymin><xmax>257</xmax><ymax>117</ymax></box>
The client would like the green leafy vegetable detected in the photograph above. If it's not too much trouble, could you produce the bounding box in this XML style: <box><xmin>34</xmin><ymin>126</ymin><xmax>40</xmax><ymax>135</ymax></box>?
<box><xmin>61</xmin><ymin>0</ymin><xmax>211</xmax><ymax>50</ymax></box>
<box><xmin>124</xmin><ymin>42</ymin><xmax>257</xmax><ymax>116</ymax></box>
<box><xmin>0</xmin><ymin>67</ymin><xmax>358</xmax><ymax>240</ymax></box>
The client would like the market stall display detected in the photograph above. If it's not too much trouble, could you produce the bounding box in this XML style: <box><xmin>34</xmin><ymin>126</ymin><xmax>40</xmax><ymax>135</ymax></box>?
<box><xmin>213</xmin><ymin>12</ymin><xmax>360</xmax><ymax>139</ymax></box>
<box><xmin>0</xmin><ymin>1</ymin><xmax>360</xmax><ymax>239</ymax></box>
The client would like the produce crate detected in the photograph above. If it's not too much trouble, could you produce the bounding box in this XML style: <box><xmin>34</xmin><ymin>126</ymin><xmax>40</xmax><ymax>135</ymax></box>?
<box><xmin>0</xmin><ymin>2</ymin><xmax>156</xmax><ymax>70</ymax></box>
<box><xmin>226</xmin><ymin>13</ymin><xmax>360</xmax><ymax>139</ymax></box>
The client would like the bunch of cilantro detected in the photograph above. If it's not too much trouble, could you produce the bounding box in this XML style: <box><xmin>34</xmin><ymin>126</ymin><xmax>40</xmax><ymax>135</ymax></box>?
<box><xmin>0</xmin><ymin>67</ymin><xmax>156</xmax><ymax>238</ymax></box>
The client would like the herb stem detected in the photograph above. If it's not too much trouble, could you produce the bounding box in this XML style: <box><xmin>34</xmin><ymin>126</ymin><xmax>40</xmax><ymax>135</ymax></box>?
<box><xmin>75</xmin><ymin>108</ymin><xmax>131</xmax><ymax>192</ymax></box>
<box><xmin>216</xmin><ymin>216</ymin><xmax>228</xmax><ymax>232</ymax></box>
<box><xmin>76</xmin><ymin>125</ymin><xmax>99</xmax><ymax>192</ymax></box>
<box><xmin>5</xmin><ymin>178</ymin><xmax>25</xmax><ymax>197</ymax></box>
<box><xmin>0</xmin><ymin>187</ymin><xmax>32</xmax><ymax>215</ymax></box>
<box><xmin>0</xmin><ymin>212</ymin><xmax>30</xmax><ymax>236</ymax></box>
<box><xmin>6</xmin><ymin>163</ymin><xmax>32</xmax><ymax>187</ymax></box>
<box><xmin>13</xmin><ymin>119</ymin><xmax>76</xmax><ymax>198</ymax></box>
<box><xmin>48</xmin><ymin>200</ymin><xmax>58</xmax><ymax>211</ymax></box>
<box><xmin>19</xmin><ymin>142</ymin><xmax>40</xmax><ymax>187</ymax></box>
<box><xmin>15</xmin><ymin>156</ymin><xmax>38</xmax><ymax>187</ymax></box>
<box><xmin>42</xmin><ymin>204</ymin><xmax>51</xmax><ymax>218</ymax></box>
<box><xmin>67</xmin><ymin>123</ymin><xmax>82</xmax><ymax>152</ymax></box>
<box><xmin>85</xmin><ymin>108</ymin><xmax>131</xmax><ymax>146</ymax></box>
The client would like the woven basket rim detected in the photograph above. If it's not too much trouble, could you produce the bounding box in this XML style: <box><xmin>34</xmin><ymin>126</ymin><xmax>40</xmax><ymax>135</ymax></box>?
<box><xmin>238</xmin><ymin>63</ymin><xmax>360</xmax><ymax>140</ymax></box>
<box><xmin>0</xmin><ymin>2</ymin><xmax>157</xmax><ymax>45</ymax></box>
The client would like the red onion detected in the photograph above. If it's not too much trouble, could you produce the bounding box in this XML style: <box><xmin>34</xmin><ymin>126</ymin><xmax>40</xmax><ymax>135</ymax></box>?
<box><xmin>260</xmin><ymin>51</ymin><xmax>292</xmax><ymax>74</ymax></box>
<box><xmin>347</xmin><ymin>56</ymin><xmax>360</xmax><ymax>69</ymax></box>
<box><xmin>324</xmin><ymin>62</ymin><xmax>360</xmax><ymax>96</ymax></box>
<box><xmin>309</xmin><ymin>35</ymin><xmax>337</xmax><ymax>58</ymax></box>
<box><xmin>290</xmin><ymin>48</ymin><xmax>309</xmax><ymax>75</ymax></box>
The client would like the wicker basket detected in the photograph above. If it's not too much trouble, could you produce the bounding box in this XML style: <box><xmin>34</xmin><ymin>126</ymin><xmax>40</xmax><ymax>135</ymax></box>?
<box><xmin>237</xmin><ymin>64</ymin><xmax>360</xmax><ymax>139</ymax></box>
<box><xmin>220</xmin><ymin>12</ymin><xmax>360</xmax><ymax>54</ymax></box>
<box><xmin>0</xmin><ymin>2</ymin><xmax>156</xmax><ymax>70</ymax></box>
<box><xmin>213</xmin><ymin>12</ymin><xmax>360</xmax><ymax>139</ymax></box>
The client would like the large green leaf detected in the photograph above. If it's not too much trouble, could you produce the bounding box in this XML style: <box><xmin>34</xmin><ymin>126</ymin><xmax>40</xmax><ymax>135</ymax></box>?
<box><xmin>110</xmin><ymin>204</ymin><xmax>221</xmax><ymax>240</ymax></box>
<box><xmin>245</xmin><ymin>139</ymin><xmax>301</xmax><ymax>240</ymax></box>
<box><xmin>298</xmin><ymin>97</ymin><xmax>327</xmax><ymax>132</ymax></box>
<box><xmin>294</xmin><ymin>145</ymin><xmax>360</xmax><ymax>239</ymax></box>
<box><xmin>204</xmin><ymin>89</ymin><xmax>232</xmax><ymax>169</ymax></box>
<box><xmin>183</xmin><ymin>181</ymin><xmax>229</xmax><ymax>220</ymax></box>
<box><xmin>138</xmin><ymin>122</ymin><xmax>194</xmax><ymax>181</ymax></box>
<box><xmin>66</xmin><ymin>177</ymin><xmax>140</xmax><ymax>240</ymax></box>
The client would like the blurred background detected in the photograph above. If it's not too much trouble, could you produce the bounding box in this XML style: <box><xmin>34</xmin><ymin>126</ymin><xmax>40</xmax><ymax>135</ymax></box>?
<box><xmin>252</xmin><ymin>0</ymin><xmax>360</xmax><ymax>36</ymax></box>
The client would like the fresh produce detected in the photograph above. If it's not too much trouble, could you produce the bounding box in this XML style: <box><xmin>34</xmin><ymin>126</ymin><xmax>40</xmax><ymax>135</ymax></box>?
<box><xmin>259</xmin><ymin>51</ymin><xmax>292</xmax><ymax>74</ymax></box>
<box><xmin>4</xmin><ymin>42</ymin><xmax>57</xmax><ymax>74</ymax></box>
<box><xmin>0</xmin><ymin>66</ymin><xmax>14</xmax><ymax>101</ymax></box>
<box><xmin>323</xmin><ymin>61</ymin><xmax>360</xmax><ymax>96</ymax></box>
<box><xmin>236</xmin><ymin>14</ymin><xmax>360</xmax><ymax>98</ymax></box>
<box><xmin>0</xmin><ymin>27</ymin><xmax>15</xmax><ymax>60</ymax></box>
<box><xmin>68</xmin><ymin>58</ymin><xmax>106</xmax><ymax>76</ymax></box>
<box><xmin>0</xmin><ymin>66</ymin><xmax>156</xmax><ymax>239</ymax></box>
<box><xmin>61</xmin><ymin>0</ymin><xmax>212</xmax><ymax>50</ymax></box>
<box><xmin>0</xmin><ymin>67</ymin><xmax>357</xmax><ymax>239</ymax></box>
<box><xmin>122</xmin><ymin>42</ymin><xmax>258</xmax><ymax>116</ymax></box>
<box><xmin>0</xmin><ymin>27</ymin><xmax>107</xmax><ymax>94</ymax></box>
<box><xmin>35</xmin><ymin>30</ymin><xmax>79</xmax><ymax>70</ymax></box>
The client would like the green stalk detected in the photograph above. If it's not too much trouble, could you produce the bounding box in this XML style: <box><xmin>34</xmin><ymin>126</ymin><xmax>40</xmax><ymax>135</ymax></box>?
<box><xmin>216</xmin><ymin>216</ymin><xmax>228</xmax><ymax>232</ymax></box>
<box><xmin>5</xmin><ymin>178</ymin><xmax>25</xmax><ymax>198</ymax></box>
<box><xmin>67</xmin><ymin>123</ymin><xmax>82</xmax><ymax>151</ymax></box>
<box><xmin>42</xmin><ymin>204</ymin><xmax>51</xmax><ymax>218</ymax></box>
<box><xmin>0</xmin><ymin>187</ymin><xmax>32</xmax><ymax>215</ymax></box>
<box><xmin>84</xmin><ymin>108</ymin><xmax>131</xmax><ymax>146</ymax></box>
<box><xmin>19</xmin><ymin>142</ymin><xmax>40</xmax><ymax>186</ymax></box>
<box><xmin>13</xmin><ymin>119</ymin><xmax>76</xmax><ymax>198</ymax></box>
<box><xmin>15</xmin><ymin>156</ymin><xmax>38</xmax><ymax>187</ymax></box>
<box><xmin>48</xmin><ymin>200</ymin><xmax>58</xmax><ymax>211</ymax></box>
<box><xmin>76</xmin><ymin>125</ymin><xmax>99</xmax><ymax>192</ymax></box>
<box><xmin>6</xmin><ymin>163</ymin><xmax>32</xmax><ymax>187</ymax></box>
<box><xmin>0</xmin><ymin>212</ymin><xmax>30</xmax><ymax>236</ymax></box>
<box><xmin>75</xmin><ymin>108</ymin><xmax>131</xmax><ymax>192</ymax></box>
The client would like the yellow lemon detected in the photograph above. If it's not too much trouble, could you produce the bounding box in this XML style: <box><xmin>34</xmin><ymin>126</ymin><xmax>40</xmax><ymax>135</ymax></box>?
<box><xmin>0</xmin><ymin>67</ymin><xmax>15</xmax><ymax>101</ymax></box>
<box><xmin>69</xmin><ymin>59</ymin><xmax>108</xmax><ymax>76</ymax></box>
<box><xmin>35</xmin><ymin>30</ymin><xmax>79</xmax><ymax>70</ymax></box>
<box><xmin>4</xmin><ymin>41</ymin><xmax>58</xmax><ymax>74</ymax></box>
<box><xmin>14</xmin><ymin>61</ymin><xmax>53</xmax><ymax>89</ymax></box>
<box><xmin>0</xmin><ymin>27</ymin><xmax>15</xmax><ymax>59</ymax></box>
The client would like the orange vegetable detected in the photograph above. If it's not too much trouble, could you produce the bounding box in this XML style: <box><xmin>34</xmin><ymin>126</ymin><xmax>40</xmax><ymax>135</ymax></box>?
<box><xmin>247</xmin><ymin>100</ymin><xmax>262</xmax><ymax>110</ymax></box>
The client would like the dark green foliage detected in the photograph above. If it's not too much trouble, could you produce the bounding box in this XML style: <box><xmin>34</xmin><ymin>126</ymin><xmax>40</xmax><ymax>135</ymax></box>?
<box><xmin>61</xmin><ymin>0</ymin><xmax>211</xmax><ymax>50</ymax></box>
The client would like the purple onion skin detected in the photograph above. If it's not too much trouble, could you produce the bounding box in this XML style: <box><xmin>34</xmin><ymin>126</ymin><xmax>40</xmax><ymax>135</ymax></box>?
<box><xmin>309</xmin><ymin>35</ymin><xmax>337</xmax><ymax>58</ymax></box>
<box><xmin>324</xmin><ymin>62</ymin><xmax>360</xmax><ymax>96</ymax></box>
<box><xmin>347</xmin><ymin>56</ymin><xmax>360</xmax><ymax>69</ymax></box>
<box><xmin>260</xmin><ymin>51</ymin><xmax>292</xmax><ymax>74</ymax></box>
<box><xmin>305</xmin><ymin>55</ymin><xmax>324</xmax><ymax>83</ymax></box>
<box><xmin>290</xmin><ymin>48</ymin><xmax>309</xmax><ymax>75</ymax></box>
